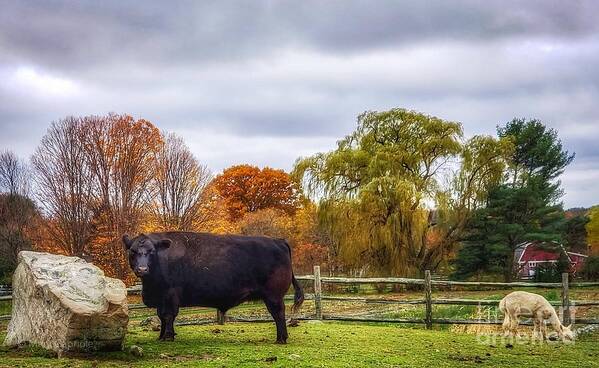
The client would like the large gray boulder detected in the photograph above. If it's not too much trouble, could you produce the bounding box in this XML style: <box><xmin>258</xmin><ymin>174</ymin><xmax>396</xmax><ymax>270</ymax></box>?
<box><xmin>3</xmin><ymin>251</ymin><xmax>128</xmax><ymax>354</ymax></box>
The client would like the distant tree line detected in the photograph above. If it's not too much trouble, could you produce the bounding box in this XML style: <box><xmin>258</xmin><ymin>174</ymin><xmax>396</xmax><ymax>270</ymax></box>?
<box><xmin>293</xmin><ymin>111</ymin><xmax>597</xmax><ymax>280</ymax></box>
<box><xmin>1</xmin><ymin>110</ymin><xmax>598</xmax><ymax>283</ymax></box>
<box><xmin>0</xmin><ymin>114</ymin><xmax>327</xmax><ymax>282</ymax></box>
<box><xmin>0</xmin><ymin>151</ymin><xmax>37</xmax><ymax>283</ymax></box>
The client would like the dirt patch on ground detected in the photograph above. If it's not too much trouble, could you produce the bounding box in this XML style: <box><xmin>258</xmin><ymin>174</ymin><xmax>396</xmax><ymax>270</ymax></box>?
<box><xmin>159</xmin><ymin>353</ymin><xmax>216</xmax><ymax>361</ymax></box>
<box><xmin>448</xmin><ymin>352</ymin><xmax>489</xmax><ymax>363</ymax></box>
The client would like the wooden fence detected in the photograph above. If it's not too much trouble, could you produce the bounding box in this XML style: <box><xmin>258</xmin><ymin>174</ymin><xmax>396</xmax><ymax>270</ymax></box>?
<box><xmin>2</xmin><ymin>266</ymin><xmax>599</xmax><ymax>326</ymax></box>
<box><xmin>295</xmin><ymin>267</ymin><xmax>599</xmax><ymax>327</ymax></box>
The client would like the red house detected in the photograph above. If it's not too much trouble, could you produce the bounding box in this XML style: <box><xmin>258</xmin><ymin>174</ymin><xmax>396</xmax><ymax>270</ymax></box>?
<box><xmin>515</xmin><ymin>241</ymin><xmax>588</xmax><ymax>279</ymax></box>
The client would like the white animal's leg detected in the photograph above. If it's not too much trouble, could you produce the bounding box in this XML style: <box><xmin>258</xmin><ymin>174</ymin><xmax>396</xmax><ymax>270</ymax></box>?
<box><xmin>533</xmin><ymin>317</ymin><xmax>541</xmax><ymax>341</ymax></box>
<box><xmin>541</xmin><ymin>318</ymin><xmax>548</xmax><ymax>340</ymax></box>
<box><xmin>510</xmin><ymin>309</ymin><xmax>520</xmax><ymax>338</ymax></box>
<box><xmin>503</xmin><ymin>313</ymin><xmax>512</xmax><ymax>338</ymax></box>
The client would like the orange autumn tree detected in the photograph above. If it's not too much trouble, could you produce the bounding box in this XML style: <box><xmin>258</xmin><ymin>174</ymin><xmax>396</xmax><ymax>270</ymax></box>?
<box><xmin>82</xmin><ymin>114</ymin><xmax>163</xmax><ymax>279</ymax></box>
<box><xmin>292</xmin><ymin>243</ymin><xmax>329</xmax><ymax>275</ymax></box>
<box><xmin>234</xmin><ymin>200</ymin><xmax>338</xmax><ymax>274</ymax></box>
<box><xmin>237</xmin><ymin>208</ymin><xmax>295</xmax><ymax>240</ymax></box>
<box><xmin>212</xmin><ymin>165</ymin><xmax>300</xmax><ymax>222</ymax></box>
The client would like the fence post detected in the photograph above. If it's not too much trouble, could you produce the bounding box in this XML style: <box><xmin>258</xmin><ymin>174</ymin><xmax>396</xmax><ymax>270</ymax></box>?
<box><xmin>561</xmin><ymin>273</ymin><xmax>571</xmax><ymax>326</ymax></box>
<box><xmin>424</xmin><ymin>270</ymin><xmax>432</xmax><ymax>329</ymax></box>
<box><xmin>216</xmin><ymin>310</ymin><xmax>226</xmax><ymax>325</ymax></box>
<box><xmin>314</xmin><ymin>265</ymin><xmax>322</xmax><ymax>320</ymax></box>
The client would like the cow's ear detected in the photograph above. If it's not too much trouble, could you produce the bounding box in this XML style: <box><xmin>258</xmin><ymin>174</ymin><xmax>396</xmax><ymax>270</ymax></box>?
<box><xmin>156</xmin><ymin>239</ymin><xmax>171</xmax><ymax>250</ymax></box>
<box><xmin>122</xmin><ymin>234</ymin><xmax>133</xmax><ymax>250</ymax></box>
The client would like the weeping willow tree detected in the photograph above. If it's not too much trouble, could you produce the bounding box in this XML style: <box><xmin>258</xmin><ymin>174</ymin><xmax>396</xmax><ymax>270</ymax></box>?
<box><xmin>292</xmin><ymin>108</ymin><xmax>512</xmax><ymax>276</ymax></box>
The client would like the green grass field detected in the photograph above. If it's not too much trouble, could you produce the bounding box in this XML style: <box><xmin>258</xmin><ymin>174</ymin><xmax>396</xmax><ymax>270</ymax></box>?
<box><xmin>2</xmin><ymin>287</ymin><xmax>599</xmax><ymax>367</ymax></box>
<box><xmin>2</xmin><ymin>321</ymin><xmax>599</xmax><ymax>367</ymax></box>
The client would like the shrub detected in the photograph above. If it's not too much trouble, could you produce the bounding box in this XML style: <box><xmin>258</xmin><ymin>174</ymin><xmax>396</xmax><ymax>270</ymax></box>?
<box><xmin>533</xmin><ymin>251</ymin><xmax>571</xmax><ymax>283</ymax></box>
<box><xmin>582</xmin><ymin>256</ymin><xmax>599</xmax><ymax>280</ymax></box>
<box><xmin>533</xmin><ymin>263</ymin><xmax>562</xmax><ymax>282</ymax></box>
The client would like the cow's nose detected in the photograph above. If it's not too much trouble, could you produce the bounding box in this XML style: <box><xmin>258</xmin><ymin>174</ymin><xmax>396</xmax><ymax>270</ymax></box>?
<box><xmin>136</xmin><ymin>266</ymin><xmax>148</xmax><ymax>273</ymax></box>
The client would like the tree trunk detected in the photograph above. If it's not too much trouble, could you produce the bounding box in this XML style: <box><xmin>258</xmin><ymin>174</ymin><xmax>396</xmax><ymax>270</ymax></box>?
<box><xmin>504</xmin><ymin>246</ymin><xmax>515</xmax><ymax>282</ymax></box>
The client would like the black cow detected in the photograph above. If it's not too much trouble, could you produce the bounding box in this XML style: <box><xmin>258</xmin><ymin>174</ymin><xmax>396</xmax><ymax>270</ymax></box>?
<box><xmin>122</xmin><ymin>231</ymin><xmax>304</xmax><ymax>344</ymax></box>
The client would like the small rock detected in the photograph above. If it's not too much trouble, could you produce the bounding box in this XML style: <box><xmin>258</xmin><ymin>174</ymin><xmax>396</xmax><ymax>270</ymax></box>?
<box><xmin>140</xmin><ymin>316</ymin><xmax>161</xmax><ymax>332</ymax></box>
<box><xmin>289</xmin><ymin>354</ymin><xmax>301</xmax><ymax>361</ymax></box>
<box><xmin>130</xmin><ymin>345</ymin><xmax>143</xmax><ymax>357</ymax></box>
<box><xmin>139</xmin><ymin>317</ymin><xmax>154</xmax><ymax>326</ymax></box>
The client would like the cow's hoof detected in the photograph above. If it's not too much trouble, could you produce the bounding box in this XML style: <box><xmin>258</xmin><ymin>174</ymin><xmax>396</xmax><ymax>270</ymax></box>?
<box><xmin>275</xmin><ymin>340</ymin><xmax>287</xmax><ymax>344</ymax></box>
<box><xmin>162</xmin><ymin>335</ymin><xmax>175</xmax><ymax>342</ymax></box>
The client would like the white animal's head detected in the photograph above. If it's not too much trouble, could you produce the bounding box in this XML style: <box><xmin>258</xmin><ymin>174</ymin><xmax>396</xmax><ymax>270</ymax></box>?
<box><xmin>560</xmin><ymin>324</ymin><xmax>575</xmax><ymax>341</ymax></box>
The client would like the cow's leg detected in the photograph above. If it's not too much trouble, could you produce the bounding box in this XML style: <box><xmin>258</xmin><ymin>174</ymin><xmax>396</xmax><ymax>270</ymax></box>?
<box><xmin>217</xmin><ymin>309</ymin><xmax>227</xmax><ymax>325</ymax></box>
<box><xmin>162</xmin><ymin>288</ymin><xmax>181</xmax><ymax>342</ymax></box>
<box><xmin>264</xmin><ymin>298</ymin><xmax>288</xmax><ymax>344</ymax></box>
<box><xmin>157</xmin><ymin>306</ymin><xmax>166</xmax><ymax>340</ymax></box>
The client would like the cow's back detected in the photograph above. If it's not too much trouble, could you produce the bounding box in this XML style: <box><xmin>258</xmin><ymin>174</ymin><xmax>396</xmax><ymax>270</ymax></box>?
<box><xmin>147</xmin><ymin>231</ymin><xmax>293</xmax><ymax>309</ymax></box>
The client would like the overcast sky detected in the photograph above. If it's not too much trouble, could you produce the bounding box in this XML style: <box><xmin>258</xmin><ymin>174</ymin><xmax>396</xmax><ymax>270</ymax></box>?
<box><xmin>1</xmin><ymin>1</ymin><xmax>598</xmax><ymax>208</ymax></box>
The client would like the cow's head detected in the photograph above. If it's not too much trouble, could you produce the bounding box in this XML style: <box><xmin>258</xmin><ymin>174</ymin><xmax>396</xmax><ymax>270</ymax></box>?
<box><xmin>122</xmin><ymin>234</ymin><xmax>171</xmax><ymax>277</ymax></box>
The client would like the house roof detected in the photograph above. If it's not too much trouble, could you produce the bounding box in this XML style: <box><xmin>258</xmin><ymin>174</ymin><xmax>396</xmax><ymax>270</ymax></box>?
<box><xmin>516</xmin><ymin>241</ymin><xmax>587</xmax><ymax>264</ymax></box>
<box><xmin>566</xmin><ymin>251</ymin><xmax>588</xmax><ymax>259</ymax></box>
<box><xmin>521</xmin><ymin>245</ymin><xmax>563</xmax><ymax>262</ymax></box>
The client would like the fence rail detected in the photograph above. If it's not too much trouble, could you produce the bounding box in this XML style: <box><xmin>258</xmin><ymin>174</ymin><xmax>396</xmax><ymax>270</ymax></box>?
<box><xmin>303</xmin><ymin>267</ymin><xmax>599</xmax><ymax>327</ymax></box>
<box><xmin>294</xmin><ymin>275</ymin><xmax>599</xmax><ymax>288</ymax></box>
<box><xmin>2</xmin><ymin>269</ymin><xmax>599</xmax><ymax>326</ymax></box>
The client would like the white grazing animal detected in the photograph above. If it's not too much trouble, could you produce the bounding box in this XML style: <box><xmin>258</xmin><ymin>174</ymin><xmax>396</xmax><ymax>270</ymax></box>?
<box><xmin>499</xmin><ymin>291</ymin><xmax>574</xmax><ymax>341</ymax></box>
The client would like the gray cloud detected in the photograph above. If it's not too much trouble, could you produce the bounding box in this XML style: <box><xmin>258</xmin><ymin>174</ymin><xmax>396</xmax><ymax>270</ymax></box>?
<box><xmin>1</xmin><ymin>1</ymin><xmax>599</xmax><ymax>208</ymax></box>
<box><xmin>2</xmin><ymin>1</ymin><xmax>598</xmax><ymax>70</ymax></box>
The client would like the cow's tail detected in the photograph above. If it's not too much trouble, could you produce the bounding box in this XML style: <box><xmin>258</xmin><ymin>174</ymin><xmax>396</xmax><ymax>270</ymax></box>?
<box><xmin>284</xmin><ymin>241</ymin><xmax>304</xmax><ymax>315</ymax></box>
<box><xmin>291</xmin><ymin>271</ymin><xmax>305</xmax><ymax>314</ymax></box>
